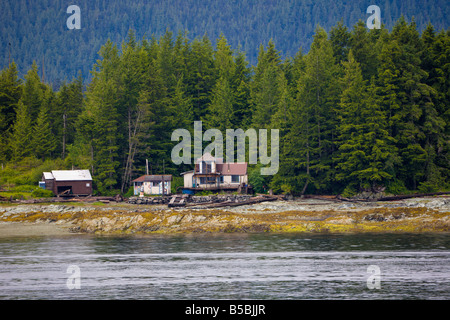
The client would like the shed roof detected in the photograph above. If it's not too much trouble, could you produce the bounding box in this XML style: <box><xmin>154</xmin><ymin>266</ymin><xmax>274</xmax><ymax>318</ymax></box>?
<box><xmin>132</xmin><ymin>175</ymin><xmax>173</xmax><ymax>182</ymax></box>
<box><xmin>50</xmin><ymin>170</ymin><xmax>92</xmax><ymax>181</ymax></box>
<box><xmin>43</xmin><ymin>172</ymin><xmax>54</xmax><ymax>180</ymax></box>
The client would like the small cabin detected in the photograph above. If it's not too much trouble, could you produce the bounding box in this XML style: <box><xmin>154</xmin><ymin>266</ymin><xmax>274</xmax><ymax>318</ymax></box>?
<box><xmin>40</xmin><ymin>170</ymin><xmax>93</xmax><ymax>196</ymax></box>
<box><xmin>132</xmin><ymin>175</ymin><xmax>172</xmax><ymax>196</ymax></box>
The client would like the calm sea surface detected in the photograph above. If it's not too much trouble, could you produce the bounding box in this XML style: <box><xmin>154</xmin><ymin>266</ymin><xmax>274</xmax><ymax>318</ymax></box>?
<box><xmin>0</xmin><ymin>232</ymin><xmax>448</xmax><ymax>299</ymax></box>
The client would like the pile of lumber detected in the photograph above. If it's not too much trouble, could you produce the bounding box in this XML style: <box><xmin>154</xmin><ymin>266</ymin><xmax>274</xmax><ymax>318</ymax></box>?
<box><xmin>184</xmin><ymin>195</ymin><xmax>283</xmax><ymax>209</ymax></box>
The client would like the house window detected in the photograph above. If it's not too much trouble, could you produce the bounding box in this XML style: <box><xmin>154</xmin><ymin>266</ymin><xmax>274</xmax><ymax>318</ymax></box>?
<box><xmin>231</xmin><ymin>175</ymin><xmax>240</xmax><ymax>183</ymax></box>
<box><xmin>219</xmin><ymin>176</ymin><xmax>224</xmax><ymax>184</ymax></box>
<box><xmin>152</xmin><ymin>181</ymin><xmax>160</xmax><ymax>187</ymax></box>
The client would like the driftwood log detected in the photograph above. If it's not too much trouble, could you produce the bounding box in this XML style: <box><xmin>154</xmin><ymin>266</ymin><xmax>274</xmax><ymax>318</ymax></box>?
<box><xmin>376</xmin><ymin>191</ymin><xmax>450</xmax><ymax>201</ymax></box>
<box><xmin>185</xmin><ymin>195</ymin><xmax>281</xmax><ymax>209</ymax></box>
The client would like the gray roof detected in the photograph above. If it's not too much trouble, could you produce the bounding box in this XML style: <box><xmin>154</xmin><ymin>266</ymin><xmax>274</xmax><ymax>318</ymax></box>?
<box><xmin>43</xmin><ymin>172</ymin><xmax>54</xmax><ymax>180</ymax></box>
<box><xmin>45</xmin><ymin>170</ymin><xmax>92</xmax><ymax>181</ymax></box>
<box><xmin>132</xmin><ymin>175</ymin><xmax>172</xmax><ymax>182</ymax></box>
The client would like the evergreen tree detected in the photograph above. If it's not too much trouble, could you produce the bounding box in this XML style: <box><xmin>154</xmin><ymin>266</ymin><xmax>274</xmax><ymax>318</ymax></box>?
<box><xmin>388</xmin><ymin>17</ymin><xmax>441</xmax><ymax>189</ymax></box>
<box><xmin>21</xmin><ymin>61</ymin><xmax>44</xmax><ymax>122</ymax></box>
<box><xmin>9</xmin><ymin>99</ymin><xmax>32</xmax><ymax>162</ymax></box>
<box><xmin>55</xmin><ymin>73</ymin><xmax>84</xmax><ymax>159</ymax></box>
<box><xmin>0</xmin><ymin>62</ymin><xmax>22</xmax><ymax>163</ymax></box>
<box><xmin>349</xmin><ymin>20</ymin><xmax>379</xmax><ymax>81</ymax></box>
<box><xmin>32</xmin><ymin>87</ymin><xmax>56</xmax><ymax>160</ymax></box>
<box><xmin>251</xmin><ymin>40</ymin><xmax>282</xmax><ymax>129</ymax></box>
<box><xmin>420</xmin><ymin>25</ymin><xmax>450</xmax><ymax>189</ymax></box>
<box><xmin>329</xmin><ymin>19</ymin><xmax>350</xmax><ymax>64</ymax></box>
<box><xmin>80</xmin><ymin>40</ymin><xmax>122</xmax><ymax>194</ymax></box>
<box><xmin>186</xmin><ymin>35</ymin><xmax>216</xmax><ymax>121</ymax></box>
<box><xmin>334</xmin><ymin>51</ymin><xmax>396</xmax><ymax>194</ymax></box>
<box><xmin>208</xmin><ymin>76</ymin><xmax>234</xmax><ymax>131</ymax></box>
<box><xmin>230</xmin><ymin>50</ymin><xmax>252</xmax><ymax>128</ymax></box>
<box><xmin>0</xmin><ymin>62</ymin><xmax>22</xmax><ymax>133</ymax></box>
<box><xmin>207</xmin><ymin>34</ymin><xmax>236</xmax><ymax>131</ymax></box>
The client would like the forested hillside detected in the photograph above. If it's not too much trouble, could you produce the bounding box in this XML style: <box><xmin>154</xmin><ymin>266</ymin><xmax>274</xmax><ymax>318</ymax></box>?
<box><xmin>1</xmin><ymin>17</ymin><xmax>449</xmax><ymax>196</ymax></box>
<box><xmin>1</xmin><ymin>0</ymin><xmax>449</xmax><ymax>85</ymax></box>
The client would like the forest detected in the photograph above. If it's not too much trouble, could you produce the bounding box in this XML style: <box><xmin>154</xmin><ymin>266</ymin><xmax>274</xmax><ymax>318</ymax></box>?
<box><xmin>1</xmin><ymin>0</ymin><xmax>449</xmax><ymax>85</ymax></box>
<box><xmin>0</xmin><ymin>17</ymin><xmax>449</xmax><ymax>197</ymax></box>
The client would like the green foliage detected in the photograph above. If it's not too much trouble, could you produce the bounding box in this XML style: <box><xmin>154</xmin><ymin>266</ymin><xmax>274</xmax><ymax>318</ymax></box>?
<box><xmin>31</xmin><ymin>188</ymin><xmax>54</xmax><ymax>198</ymax></box>
<box><xmin>171</xmin><ymin>176</ymin><xmax>184</xmax><ymax>194</ymax></box>
<box><xmin>0</xmin><ymin>157</ymin><xmax>66</xmax><ymax>188</ymax></box>
<box><xmin>385</xmin><ymin>179</ymin><xmax>409</xmax><ymax>195</ymax></box>
<box><xmin>248</xmin><ymin>165</ymin><xmax>270</xmax><ymax>194</ymax></box>
<box><xmin>124</xmin><ymin>186</ymin><xmax>134</xmax><ymax>198</ymax></box>
<box><xmin>0</xmin><ymin>17</ymin><xmax>449</xmax><ymax>196</ymax></box>
<box><xmin>11</xmin><ymin>185</ymin><xmax>36</xmax><ymax>192</ymax></box>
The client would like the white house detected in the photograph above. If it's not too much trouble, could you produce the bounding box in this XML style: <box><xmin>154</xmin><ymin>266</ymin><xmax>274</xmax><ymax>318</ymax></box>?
<box><xmin>132</xmin><ymin>175</ymin><xmax>172</xmax><ymax>196</ymax></box>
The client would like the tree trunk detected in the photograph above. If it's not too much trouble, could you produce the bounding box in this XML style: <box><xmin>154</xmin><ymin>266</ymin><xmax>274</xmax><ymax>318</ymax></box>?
<box><xmin>62</xmin><ymin>113</ymin><xmax>66</xmax><ymax>159</ymax></box>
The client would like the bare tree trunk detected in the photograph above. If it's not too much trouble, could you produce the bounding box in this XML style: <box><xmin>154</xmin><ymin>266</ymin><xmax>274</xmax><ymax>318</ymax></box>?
<box><xmin>301</xmin><ymin>108</ymin><xmax>311</xmax><ymax>197</ymax></box>
<box><xmin>62</xmin><ymin>113</ymin><xmax>67</xmax><ymax>159</ymax></box>
<box><xmin>121</xmin><ymin>104</ymin><xmax>144</xmax><ymax>193</ymax></box>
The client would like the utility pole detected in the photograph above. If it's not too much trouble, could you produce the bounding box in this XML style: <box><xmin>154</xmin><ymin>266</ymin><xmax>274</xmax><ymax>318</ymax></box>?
<box><xmin>146</xmin><ymin>159</ymin><xmax>149</xmax><ymax>175</ymax></box>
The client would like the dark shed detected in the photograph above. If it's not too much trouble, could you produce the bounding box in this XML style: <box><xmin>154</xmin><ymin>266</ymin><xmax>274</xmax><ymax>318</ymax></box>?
<box><xmin>41</xmin><ymin>170</ymin><xmax>93</xmax><ymax>196</ymax></box>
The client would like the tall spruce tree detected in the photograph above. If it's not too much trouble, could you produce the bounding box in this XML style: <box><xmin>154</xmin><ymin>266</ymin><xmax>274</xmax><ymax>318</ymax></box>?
<box><xmin>334</xmin><ymin>51</ymin><xmax>396</xmax><ymax>194</ymax></box>
<box><xmin>10</xmin><ymin>99</ymin><xmax>32</xmax><ymax>163</ymax></box>
<box><xmin>0</xmin><ymin>62</ymin><xmax>22</xmax><ymax>163</ymax></box>
<box><xmin>251</xmin><ymin>40</ymin><xmax>282</xmax><ymax>129</ymax></box>
<box><xmin>32</xmin><ymin>87</ymin><xmax>56</xmax><ymax>160</ymax></box>
<box><xmin>21</xmin><ymin>61</ymin><xmax>44</xmax><ymax>122</ymax></box>
<box><xmin>80</xmin><ymin>40</ymin><xmax>122</xmax><ymax>194</ymax></box>
<box><xmin>387</xmin><ymin>17</ymin><xmax>440</xmax><ymax>190</ymax></box>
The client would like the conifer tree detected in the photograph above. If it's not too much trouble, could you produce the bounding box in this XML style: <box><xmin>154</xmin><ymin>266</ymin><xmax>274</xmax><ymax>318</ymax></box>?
<box><xmin>276</xmin><ymin>27</ymin><xmax>339</xmax><ymax>194</ymax></box>
<box><xmin>0</xmin><ymin>62</ymin><xmax>22</xmax><ymax>163</ymax></box>
<box><xmin>32</xmin><ymin>87</ymin><xmax>56</xmax><ymax>160</ymax></box>
<box><xmin>80</xmin><ymin>40</ymin><xmax>122</xmax><ymax>194</ymax></box>
<box><xmin>187</xmin><ymin>35</ymin><xmax>216</xmax><ymax>121</ymax></box>
<box><xmin>55</xmin><ymin>73</ymin><xmax>83</xmax><ymax>159</ymax></box>
<box><xmin>10</xmin><ymin>99</ymin><xmax>32</xmax><ymax>162</ymax></box>
<box><xmin>349</xmin><ymin>20</ymin><xmax>378</xmax><ymax>80</ymax></box>
<box><xmin>208</xmin><ymin>76</ymin><xmax>234</xmax><ymax>131</ymax></box>
<box><xmin>251</xmin><ymin>40</ymin><xmax>282</xmax><ymax>129</ymax></box>
<box><xmin>387</xmin><ymin>17</ymin><xmax>440</xmax><ymax>189</ymax></box>
<box><xmin>230</xmin><ymin>50</ymin><xmax>252</xmax><ymax>128</ymax></box>
<box><xmin>334</xmin><ymin>51</ymin><xmax>396</xmax><ymax>194</ymax></box>
<box><xmin>329</xmin><ymin>19</ymin><xmax>350</xmax><ymax>64</ymax></box>
<box><xmin>0</xmin><ymin>62</ymin><xmax>22</xmax><ymax>133</ymax></box>
<box><xmin>21</xmin><ymin>61</ymin><xmax>44</xmax><ymax>122</ymax></box>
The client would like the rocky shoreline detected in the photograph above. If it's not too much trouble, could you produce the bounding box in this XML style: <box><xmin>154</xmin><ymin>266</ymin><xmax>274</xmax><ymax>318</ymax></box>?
<box><xmin>0</xmin><ymin>196</ymin><xmax>448</xmax><ymax>236</ymax></box>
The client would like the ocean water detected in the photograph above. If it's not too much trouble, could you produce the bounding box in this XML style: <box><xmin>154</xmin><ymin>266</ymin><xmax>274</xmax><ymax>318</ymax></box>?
<box><xmin>0</xmin><ymin>232</ymin><xmax>448</xmax><ymax>299</ymax></box>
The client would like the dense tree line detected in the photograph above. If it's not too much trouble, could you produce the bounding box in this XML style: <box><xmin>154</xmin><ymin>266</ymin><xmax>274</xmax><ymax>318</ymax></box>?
<box><xmin>1</xmin><ymin>18</ymin><xmax>449</xmax><ymax>196</ymax></box>
<box><xmin>1</xmin><ymin>0</ymin><xmax>449</xmax><ymax>85</ymax></box>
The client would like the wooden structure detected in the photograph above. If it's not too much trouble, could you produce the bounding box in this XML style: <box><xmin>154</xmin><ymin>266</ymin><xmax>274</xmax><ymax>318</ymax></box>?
<box><xmin>40</xmin><ymin>170</ymin><xmax>93</xmax><ymax>196</ymax></box>
<box><xmin>181</xmin><ymin>152</ymin><xmax>250</xmax><ymax>194</ymax></box>
<box><xmin>132</xmin><ymin>175</ymin><xmax>172</xmax><ymax>196</ymax></box>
